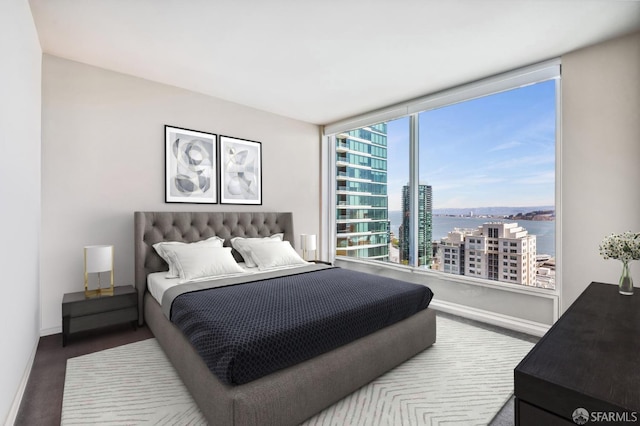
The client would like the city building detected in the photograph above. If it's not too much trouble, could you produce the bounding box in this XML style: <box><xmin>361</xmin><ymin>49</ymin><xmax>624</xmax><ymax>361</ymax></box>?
<box><xmin>399</xmin><ymin>184</ymin><xmax>433</xmax><ymax>267</ymax></box>
<box><xmin>435</xmin><ymin>222</ymin><xmax>543</xmax><ymax>287</ymax></box>
<box><xmin>335</xmin><ymin>124</ymin><xmax>389</xmax><ymax>260</ymax></box>
<box><xmin>465</xmin><ymin>222</ymin><xmax>537</xmax><ymax>286</ymax></box>
<box><xmin>435</xmin><ymin>228</ymin><xmax>476</xmax><ymax>274</ymax></box>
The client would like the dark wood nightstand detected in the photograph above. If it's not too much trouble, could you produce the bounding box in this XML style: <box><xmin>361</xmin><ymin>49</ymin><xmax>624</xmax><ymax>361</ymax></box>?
<box><xmin>310</xmin><ymin>260</ymin><xmax>333</xmax><ymax>265</ymax></box>
<box><xmin>62</xmin><ymin>285</ymin><xmax>138</xmax><ymax>346</ymax></box>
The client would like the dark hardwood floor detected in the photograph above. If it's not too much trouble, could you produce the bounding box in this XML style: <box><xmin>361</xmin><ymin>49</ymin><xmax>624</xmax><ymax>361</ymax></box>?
<box><xmin>14</xmin><ymin>323</ymin><xmax>153</xmax><ymax>426</ymax></box>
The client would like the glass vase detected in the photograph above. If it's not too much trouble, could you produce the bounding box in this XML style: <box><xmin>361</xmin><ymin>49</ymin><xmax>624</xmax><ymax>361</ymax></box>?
<box><xmin>619</xmin><ymin>260</ymin><xmax>634</xmax><ymax>296</ymax></box>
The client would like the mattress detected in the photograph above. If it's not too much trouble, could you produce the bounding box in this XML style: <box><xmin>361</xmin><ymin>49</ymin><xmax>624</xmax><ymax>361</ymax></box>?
<box><xmin>169</xmin><ymin>267</ymin><xmax>433</xmax><ymax>385</ymax></box>
<box><xmin>146</xmin><ymin>263</ymin><xmax>310</xmax><ymax>304</ymax></box>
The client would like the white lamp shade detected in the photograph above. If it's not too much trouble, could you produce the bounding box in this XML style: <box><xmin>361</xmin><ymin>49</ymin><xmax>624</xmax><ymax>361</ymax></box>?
<box><xmin>84</xmin><ymin>245</ymin><xmax>113</xmax><ymax>273</ymax></box>
<box><xmin>300</xmin><ymin>234</ymin><xmax>317</xmax><ymax>251</ymax></box>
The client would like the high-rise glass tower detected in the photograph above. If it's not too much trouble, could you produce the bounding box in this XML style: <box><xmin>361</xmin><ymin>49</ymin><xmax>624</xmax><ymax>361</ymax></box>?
<box><xmin>400</xmin><ymin>184</ymin><xmax>433</xmax><ymax>267</ymax></box>
<box><xmin>335</xmin><ymin>123</ymin><xmax>389</xmax><ymax>261</ymax></box>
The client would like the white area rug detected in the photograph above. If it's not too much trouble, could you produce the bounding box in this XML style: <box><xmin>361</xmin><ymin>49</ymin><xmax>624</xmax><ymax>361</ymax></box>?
<box><xmin>62</xmin><ymin>316</ymin><xmax>534</xmax><ymax>425</ymax></box>
<box><xmin>62</xmin><ymin>338</ymin><xmax>204</xmax><ymax>425</ymax></box>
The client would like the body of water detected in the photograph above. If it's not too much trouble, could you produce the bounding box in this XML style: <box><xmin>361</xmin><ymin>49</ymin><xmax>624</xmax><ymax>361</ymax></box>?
<box><xmin>389</xmin><ymin>212</ymin><xmax>555</xmax><ymax>257</ymax></box>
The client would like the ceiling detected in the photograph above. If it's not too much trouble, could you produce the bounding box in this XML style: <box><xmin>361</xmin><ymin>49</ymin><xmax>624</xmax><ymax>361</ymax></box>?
<box><xmin>29</xmin><ymin>0</ymin><xmax>640</xmax><ymax>125</ymax></box>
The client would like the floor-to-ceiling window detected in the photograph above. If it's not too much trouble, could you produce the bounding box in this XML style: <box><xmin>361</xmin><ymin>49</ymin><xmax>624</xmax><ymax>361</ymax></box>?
<box><xmin>328</xmin><ymin>60</ymin><xmax>559</xmax><ymax>292</ymax></box>
<box><xmin>420</xmin><ymin>79</ymin><xmax>556</xmax><ymax>289</ymax></box>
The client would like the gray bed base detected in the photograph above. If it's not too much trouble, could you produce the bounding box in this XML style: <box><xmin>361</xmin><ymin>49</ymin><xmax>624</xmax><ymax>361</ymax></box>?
<box><xmin>146</xmin><ymin>293</ymin><xmax>435</xmax><ymax>425</ymax></box>
<box><xmin>134</xmin><ymin>211</ymin><xmax>436</xmax><ymax>425</ymax></box>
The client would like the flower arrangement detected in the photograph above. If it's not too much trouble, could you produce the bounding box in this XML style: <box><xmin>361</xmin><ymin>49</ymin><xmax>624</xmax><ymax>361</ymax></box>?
<box><xmin>599</xmin><ymin>231</ymin><xmax>640</xmax><ymax>262</ymax></box>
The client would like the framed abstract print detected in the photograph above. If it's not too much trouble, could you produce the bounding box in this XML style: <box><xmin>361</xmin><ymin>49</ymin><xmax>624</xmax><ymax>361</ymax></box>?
<box><xmin>165</xmin><ymin>125</ymin><xmax>217</xmax><ymax>204</ymax></box>
<box><xmin>219</xmin><ymin>135</ymin><xmax>262</xmax><ymax>205</ymax></box>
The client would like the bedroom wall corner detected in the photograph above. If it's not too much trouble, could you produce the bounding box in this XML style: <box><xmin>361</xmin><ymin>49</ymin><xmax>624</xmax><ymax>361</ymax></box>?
<box><xmin>0</xmin><ymin>1</ymin><xmax>42</xmax><ymax>424</ymax></box>
<box><xmin>561</xmin><ymin>30</ymin><xmax>640</xmax><ymax>312</ymax></box>
<box><xmin>40</xmin><ymin>56</ymin><xmax>321</xmax><ymax>332</ymax></box>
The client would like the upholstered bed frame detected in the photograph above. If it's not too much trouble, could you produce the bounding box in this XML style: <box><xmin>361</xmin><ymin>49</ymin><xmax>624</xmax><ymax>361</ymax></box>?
<box><xmin>134</xmin><ymin>211</ymin><xmax>436</xmax><ymax>425</ymax></box>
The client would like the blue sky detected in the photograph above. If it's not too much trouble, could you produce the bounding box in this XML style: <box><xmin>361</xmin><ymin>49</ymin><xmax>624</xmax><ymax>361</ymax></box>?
<box><xmin>386</xmin><ymin>79</ymin><xmax>556</xmax><ymax>211</ymax></box>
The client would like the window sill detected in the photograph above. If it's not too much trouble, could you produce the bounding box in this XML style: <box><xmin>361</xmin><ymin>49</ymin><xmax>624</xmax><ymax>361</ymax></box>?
<box><xmin>334</xmin><ymin>256</ymin><xmax>558</xmax><ymax>337</ymax></box>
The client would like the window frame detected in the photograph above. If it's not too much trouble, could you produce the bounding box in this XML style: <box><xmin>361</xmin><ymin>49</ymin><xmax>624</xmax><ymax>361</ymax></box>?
<box><xmin>322</xmin><ymin>59</ymin><xmax>561</xmax><ymax>306</ymax></box>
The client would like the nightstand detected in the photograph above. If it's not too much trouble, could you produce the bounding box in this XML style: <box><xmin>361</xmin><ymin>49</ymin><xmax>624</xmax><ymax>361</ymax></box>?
<box><xmin>62</xmin><ymin>285</ymin><xmax>138</xmax><ymax>346</ymax></box>
<box><xmin>310</xmin><ymin>260</ymin><xmax>333</xmax><ymax>265</ymax></box>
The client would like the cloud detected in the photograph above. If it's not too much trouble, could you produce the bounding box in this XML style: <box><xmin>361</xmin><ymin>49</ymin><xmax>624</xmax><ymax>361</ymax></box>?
<box><xmin>484</xmin><ymin>154</ymin><xmax>554</xmax><ymax>170</ymax></box>
<box><xmin>489</xmin><ymin>141</ymin><xmax>522</xmax><ymax>152</ymax></box>
<box><xmin>513</xmin><ymin>171</ymin><xmax>555</xmax><ymax>185</ymax></box>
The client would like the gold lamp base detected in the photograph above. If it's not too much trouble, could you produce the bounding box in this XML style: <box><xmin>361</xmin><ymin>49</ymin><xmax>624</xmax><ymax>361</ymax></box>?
<box><xmin>84</xmin><ymin>270</ymin><xmax>114</xmax><ymax>298</ymax></box>
<box><xmin>84</xmin><ymin>285</ymin><xmax>114</xmax><ymax>298</ymax></box>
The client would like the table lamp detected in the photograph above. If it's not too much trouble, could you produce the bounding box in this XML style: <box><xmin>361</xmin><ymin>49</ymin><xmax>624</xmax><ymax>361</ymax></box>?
<box><xmin>300</xmin><ymin>234</ymin><xmax>317</xmax><ymax>261</ymax></box>
<box><xmin>84</xmin><ymin>245</ymin><xmax>114</xmax><ymax>297</ymax></box>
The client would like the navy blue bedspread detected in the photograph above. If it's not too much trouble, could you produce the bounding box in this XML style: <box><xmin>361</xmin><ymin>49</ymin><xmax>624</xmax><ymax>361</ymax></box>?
<box><xmin>170</xmin><ymin>267</ymin><xmax>433</xmax><ymax>385</ymax></box>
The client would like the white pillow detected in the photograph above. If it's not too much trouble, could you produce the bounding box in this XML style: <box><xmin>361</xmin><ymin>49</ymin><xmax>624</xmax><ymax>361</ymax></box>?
<box><xmin>165</xmin><ymin>246</ymin><xmax>246</xmax><ymax>283</ymax></box>
<box><xmin>153</xmin><ymin>236</ymin><xmax>224</xmax><ymax>278</ymax></box>
<box><xmin>246</xmin><ymin>240</ymin><xmax>308</xmax><ymax>270</ymax></box>
<box><xmin>230</xmin><ymin>234</ymin><xmax>284</xmax><ymax>267</ymax></box>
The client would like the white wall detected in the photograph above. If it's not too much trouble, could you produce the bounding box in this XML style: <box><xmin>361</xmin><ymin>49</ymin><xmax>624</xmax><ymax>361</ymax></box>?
<box><xmin>561</xmin><ymin>31</ymin><xmax>640</xmax><ymax>310</ymax></box>
<box><xmin>0</xmin><ymin>1</ymin><xmax>42</xmax><ymax>423</ymax></box>
<box><xmin>41</xmin><ymin>56</ymin><xmax>320</xmax><ymax>332</ymax></box>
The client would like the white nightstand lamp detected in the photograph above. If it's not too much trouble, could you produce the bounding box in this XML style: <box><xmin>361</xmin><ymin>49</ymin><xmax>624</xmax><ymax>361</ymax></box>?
<box><xmin>84</xmin><ymin>245</ymin><xmax>114</xmax><ymax>297</ymax></box>
<box><xmin>300</xmin><ymin>234</ymin><xmax>317</xmax><ymax>261</ymax></box>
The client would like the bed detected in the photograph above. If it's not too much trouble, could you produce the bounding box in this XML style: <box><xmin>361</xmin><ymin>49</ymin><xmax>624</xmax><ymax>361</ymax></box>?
<box><xmin>134</xmin><ymin>211</ymin><xmax>436</xmax><ymax>425</ymax></box>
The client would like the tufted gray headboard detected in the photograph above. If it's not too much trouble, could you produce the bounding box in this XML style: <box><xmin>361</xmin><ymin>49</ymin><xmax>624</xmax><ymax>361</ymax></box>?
<box><xmin>134</xmin><ymin>211</ymin><xmax>295</xmax><ymax>325</ymax></box>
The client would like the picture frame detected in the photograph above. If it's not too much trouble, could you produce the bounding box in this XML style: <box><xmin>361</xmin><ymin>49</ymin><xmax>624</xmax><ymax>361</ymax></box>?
<box><xmin>219</xmin><ymin>135</ymin><xmax>262</xmax><ymax>205</ymax></box>
<box><xmin>165</xmin><ymin>125</ymin><xmax>217</xmax><ymax>204</ymax></box>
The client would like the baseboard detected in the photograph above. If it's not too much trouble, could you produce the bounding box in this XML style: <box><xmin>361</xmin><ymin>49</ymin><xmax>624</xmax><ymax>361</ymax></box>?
<box><xmin>3</xmin><ymin>338</ymin><xmax>38</xmax><ymax>426</ymax></box>
<box><xmin>40</xmin><ymin>326</ymin><xmax>61</xmax><ymax>337</ymax></box>
<box><xmin>430</xmin><ymin>299</ymin><xmax>551</xmax><ymax>337</ymax></box>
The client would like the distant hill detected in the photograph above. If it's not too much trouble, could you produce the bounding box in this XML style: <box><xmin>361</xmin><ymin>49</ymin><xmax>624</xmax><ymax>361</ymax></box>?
<box><xmin>432</xmin><ymin>206</ymin><xmax>555</xmax><ymax>217</ymax></box>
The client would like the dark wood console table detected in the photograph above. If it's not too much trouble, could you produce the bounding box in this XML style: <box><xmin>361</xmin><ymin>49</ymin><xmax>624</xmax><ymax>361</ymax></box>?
<box><xmin>515</xmin><ymin>282</ymin><xmax>640</xmax><ymax>425</ymax></box>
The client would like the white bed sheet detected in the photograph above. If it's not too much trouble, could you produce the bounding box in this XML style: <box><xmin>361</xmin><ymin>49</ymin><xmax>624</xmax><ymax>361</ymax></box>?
<box><xmin>147</xmin><ymin>263</ymin><xmax>310</xmax><ymax>304</ymax></box>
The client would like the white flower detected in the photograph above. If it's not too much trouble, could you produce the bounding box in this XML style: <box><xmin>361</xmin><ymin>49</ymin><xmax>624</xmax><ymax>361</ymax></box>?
<box><xmin>599</xmin><ymin>232</ymin><xmax>640</xmax><ymax>262</ymax></box>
